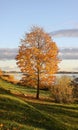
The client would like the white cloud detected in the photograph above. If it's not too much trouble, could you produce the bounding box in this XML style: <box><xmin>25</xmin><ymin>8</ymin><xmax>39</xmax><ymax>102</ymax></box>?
<box><xmin>59</xmin><ymin>60</ymin><xmax>78</xmax><ymax>72</ymax></box>
<box><xmin>0</xmin><ymin>60</ymin><xmax>20</xmax><ymax>71</ymax></box>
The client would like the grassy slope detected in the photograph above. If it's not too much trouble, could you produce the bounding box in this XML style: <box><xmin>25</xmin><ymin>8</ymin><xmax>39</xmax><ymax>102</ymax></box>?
<box><xmin>0</xmin><ymin>78</ymin><xmax>78</xmax><ymax>130</ymax></box>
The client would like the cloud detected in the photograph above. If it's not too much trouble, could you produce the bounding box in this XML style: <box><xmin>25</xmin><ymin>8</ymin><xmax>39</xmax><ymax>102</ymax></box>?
<box><xmin>50</xmin><ymin>29</ymin><xmax>78</xmax><ymax>38</ymax></box>
<box><xmin>0</xmin><ymin>60</ymin><xmax>20</xmax><ymax>71</ymax></box>
<box><xmin>59</xmin><ymin>48</ymin><xmax>78</xmax><ymax>59</ymax></box>
<box><xmin>0</xmin><ymin>45</ymin><xmax>78</xmax><ymax>60</ymax></box>
<box><xmin>59</xmin><ymin>59</ymin><xmax>78</xmax><ymax>72</ymax></box>
<box><xmin>0</xmin><ymin>48</ymin><xmax>18</xmax><ymax>60</ymax></box>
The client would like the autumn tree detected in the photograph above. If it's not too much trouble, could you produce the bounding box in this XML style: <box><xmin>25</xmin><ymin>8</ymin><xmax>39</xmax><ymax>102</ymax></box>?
<box><xmin>16</xmin><ymin>26</ymin><xmax>59</xmax><ymax>99</ymax></box>
<box><xmin>0</xmin><ymin>69</ymin><xmax>3</xmax><ymax>77</ymax></box>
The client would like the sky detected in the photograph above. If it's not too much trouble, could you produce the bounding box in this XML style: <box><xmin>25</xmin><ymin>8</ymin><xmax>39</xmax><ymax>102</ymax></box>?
<box><xmin>0</xmin><ymin>0</ymin><xmax>78</xmax><ymax>48</ymax></box>
<box><xmin>1</xmin><ymin>59</ymin><xmax>78</xmax><ymax>72</ymax></box>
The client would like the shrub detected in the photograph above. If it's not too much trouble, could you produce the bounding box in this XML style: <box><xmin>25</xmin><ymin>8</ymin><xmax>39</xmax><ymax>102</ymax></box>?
<box><xmin>71</xmin><ymin>78</ymin><xmax>78</xmax><ymax>98</ymax></box>
<box><xmin>50</xmin><ymin>76</ymin><xmax>74</xmax><ymax>103</ymax></box>
<box><xmin>1</xmin><ymin>74</ymin><xmax>18</xmax><ymax>84</ymax></box>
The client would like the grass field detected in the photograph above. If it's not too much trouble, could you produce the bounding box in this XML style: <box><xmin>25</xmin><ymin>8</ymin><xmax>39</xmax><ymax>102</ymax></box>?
<box><xmin>0</xmin><ymin>78</ymin><xmax>78</xmax><ymax>130</ymax></box>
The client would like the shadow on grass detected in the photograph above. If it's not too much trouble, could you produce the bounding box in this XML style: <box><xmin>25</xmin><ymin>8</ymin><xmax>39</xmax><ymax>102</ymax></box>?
<box><xmin>0</xmin><ymin>87</ymin><xmax>11</xmax><ymax>95</ymax></box>
<box><xmin>0</xmin><ymin>93</ymin><xmax>73</xmax><ymax>130</ymax></box>
<box><xmin>0</xmin><ymin>84</ymin><xmax>78</xmax><ymax>130</ymax></box>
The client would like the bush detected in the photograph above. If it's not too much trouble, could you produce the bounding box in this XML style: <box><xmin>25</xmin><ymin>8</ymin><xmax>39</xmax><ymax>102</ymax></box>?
<box><xmin>71</xmin><ymin>78</ymin><xmax>78</xmax><ymax>98</ymax></box>
<box><xmin>50</xmin><ymin>76</ymin><xmax>74</xmax><ymax>103</ymax></box>
<box><xmin>1</xmin><ymin>74</ymin><xmax>18</xmax><ymax>84</ymax></box>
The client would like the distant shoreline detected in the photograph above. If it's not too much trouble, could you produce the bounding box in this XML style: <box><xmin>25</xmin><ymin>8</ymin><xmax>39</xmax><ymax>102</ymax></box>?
<box><xmin>58</xmin><ymin>71</ymin><xmax>78</xmax><ymax>74</ymax></box>
<box><xmin>3</xmin><ymin>71</ymin><xmax>78</xmax><ymax>74</ymax></box>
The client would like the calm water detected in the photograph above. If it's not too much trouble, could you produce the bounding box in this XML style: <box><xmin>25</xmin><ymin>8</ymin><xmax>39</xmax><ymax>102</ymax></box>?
<box><xmin>7</xmin><ymin>72</ymin><xmax>78</xmax><ymax>81</ymax></box>
<box><xmin>0</xmin><ymin>59</ymin><xmax>78</xmax><ymax>80</ymax></box>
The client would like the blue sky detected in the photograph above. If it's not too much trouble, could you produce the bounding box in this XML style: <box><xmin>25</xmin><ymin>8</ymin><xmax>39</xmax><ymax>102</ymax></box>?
<box><xmin>0</xmin><ymin>0</ymin><xmax>78</xmax><ymax>48</ymax></box>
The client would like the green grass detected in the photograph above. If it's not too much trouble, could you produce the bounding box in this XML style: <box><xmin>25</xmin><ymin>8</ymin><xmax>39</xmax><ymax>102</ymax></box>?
<box><xmin>0</xmin><ymin>78</ymin><xmax>78</xmax><ymax>130</ymax></box>
<box><xmin>0</xmin><ymin>78</ymin><xmax>50</xmax><ymax>99</ymax></box>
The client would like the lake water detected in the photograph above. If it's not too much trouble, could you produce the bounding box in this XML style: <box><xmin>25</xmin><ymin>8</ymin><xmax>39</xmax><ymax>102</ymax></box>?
<box><xmin>5</xmin><ymin>72</ymin><xmax>78</xmax><ymax>81</ymax></box>
<box><xmin>0</xmin><ymin>59</ymin><xmax>78</xmax><ymax>80</ymax></box>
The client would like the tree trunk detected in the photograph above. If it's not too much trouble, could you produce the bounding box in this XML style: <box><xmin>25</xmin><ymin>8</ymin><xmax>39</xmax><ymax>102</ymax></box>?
<box><xmin>36</xmin><ymin>69</ymin><xmax>40</xmax><ymax>99</ymax></box>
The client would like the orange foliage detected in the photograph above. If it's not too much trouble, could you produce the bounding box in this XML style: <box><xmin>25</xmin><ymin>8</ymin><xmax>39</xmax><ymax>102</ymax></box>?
<box><xmin>1</xmin><ymin>74</ymin><xmax>18</xmax><ymax>84</ymax></box>
<box><xmin>0</xmin><ymin>69</ymin><xmax>3</xmax><ymax>77</ymax></box>
<box><xmin>51</xmin><ymin>76</ymin><xmax>73</xmax><ymax>103</ymax></box>
<box><xmin>16</xmin><ymin>26</ymin><xmax>59</xmax><ymax>99</ymax></box>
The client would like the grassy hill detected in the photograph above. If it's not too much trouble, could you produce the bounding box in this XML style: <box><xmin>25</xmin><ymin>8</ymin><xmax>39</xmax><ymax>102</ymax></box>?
<box><xmin>0</xmin><ymin>78</ymin><xmax>78</xmax><ymax>130</ymax></box>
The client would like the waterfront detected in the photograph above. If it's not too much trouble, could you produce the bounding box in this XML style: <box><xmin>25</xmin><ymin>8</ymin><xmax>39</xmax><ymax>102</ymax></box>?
<box><xmin>4</xmin><ymin>71</ymin><xmax>78</xmax><ymax>81</ymax></box>
<box><xmin>0</xmin><ymin>59</ymin><xmax>78</xmax><ymax>80</ymax></box>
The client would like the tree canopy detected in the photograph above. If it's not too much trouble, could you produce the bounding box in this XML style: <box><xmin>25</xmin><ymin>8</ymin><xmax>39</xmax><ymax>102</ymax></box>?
<box><xmin>16</xmin><ymin>26</ymin><xmax>59</xmax><ymax>99</ymax></box>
